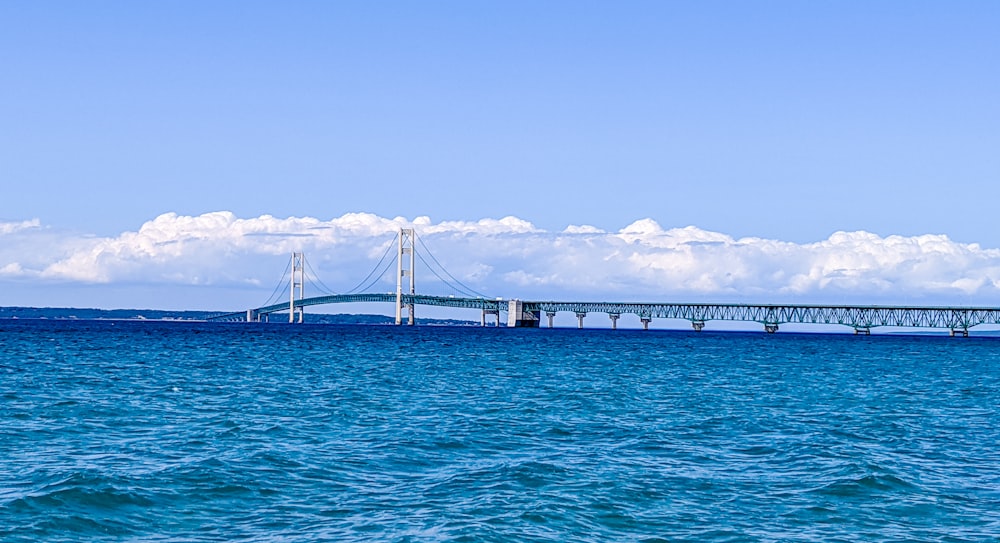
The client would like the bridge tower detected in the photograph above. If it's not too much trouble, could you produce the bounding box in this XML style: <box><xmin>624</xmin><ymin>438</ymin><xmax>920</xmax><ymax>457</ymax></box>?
<box><xmin>395</xmin><ymin>229</ymin><xmax>416</xmax><ymax>325</ymax></box>
<box><xmin>289</xmin><ymin>252</ymin><xmax>305</xmax><ymax>323</ymax></box>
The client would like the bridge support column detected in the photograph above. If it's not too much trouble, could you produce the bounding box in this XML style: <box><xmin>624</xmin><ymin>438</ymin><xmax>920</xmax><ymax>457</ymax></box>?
<box><xmin>950</xmin><ymin>328</ymin><xmax>969</xmax><ymax>337</ymax></box>
<box><xmin>691</xmin><ymin>320</ymin><xmax>705</xmax><ymax>332</ymax></box>
<box><xmin>575</xmin><ymin>312</ymin><xmax>586</xmax><ymax>329</ymax></box>
<box><xmin>482</xmin><ymin>308</ymin><xmax>500</xmax><ymax>326</ymax></box>
<box><xmin>640</xmin><ymin>317</ymin><xmax>651</xmax><ymax>330</ymax></box>
<box><xmin>854</xmin><ymin>327</ymin><xmax>871</xmax><ymax>335</ymax></box>
<box><xmin>546</xmin><ymin>311</ymin><xmax>556</xmax><ymax>328</ymax></box>
<box><xmin>609</xmin><ymin>313</ymin><xmax>620</xmax><ymax>330</ymax></box>
<box><xmin>764</xmin><ymin>323</ymin><xmax>779</xmax><ymax>334</ymax></box>
<box><xmin>507</xmin><ymin>300</ymin><xmax>540</xmax><ymax>328</ymax></box>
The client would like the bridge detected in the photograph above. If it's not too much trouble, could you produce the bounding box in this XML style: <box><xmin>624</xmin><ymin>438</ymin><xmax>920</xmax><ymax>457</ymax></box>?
<box><xmin>208</xmin><ymin>229</ymin><xmax>1000</xmax><ymax>336</ymax></box>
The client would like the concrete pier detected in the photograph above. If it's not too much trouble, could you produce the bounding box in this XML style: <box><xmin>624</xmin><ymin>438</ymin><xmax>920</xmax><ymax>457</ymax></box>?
<box><xmin>482</xmin><ymin>308</ymin><xmax>501</xmax><ymax>326</ymax></box>
<box><xmin>609</xmin><ymin>313</ymin><xmax>620</xmax><ymax>330</ymax></box>
<box><xmin>575</xmin><ymin>312</ymin><xmax>586</xmax><ymax>329</ymax></box>
<box><xmin>507</xmin><ymin>300</ymin><xmax>540</xmax><ymax>328</ymax></box>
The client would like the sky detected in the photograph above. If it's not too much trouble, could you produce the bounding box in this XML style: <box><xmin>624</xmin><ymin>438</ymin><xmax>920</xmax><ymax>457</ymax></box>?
<box><xmin>2</xmin><ymin>1</ymin><xmax>999</xmax><ymax>313</ymax></box>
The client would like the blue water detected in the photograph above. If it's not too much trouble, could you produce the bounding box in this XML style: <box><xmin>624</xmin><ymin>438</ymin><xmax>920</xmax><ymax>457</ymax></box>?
<box><xmin>2</xmin><ymin>320</ymin><xmax>999</xmax><ymax>542</ymax></box>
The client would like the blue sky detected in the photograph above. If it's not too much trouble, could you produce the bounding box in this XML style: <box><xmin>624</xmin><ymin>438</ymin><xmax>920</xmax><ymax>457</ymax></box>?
<box><xmin>2</xmin><ymin>2</ymin><xmax>1000</xmax><ymax>312</ymax></box>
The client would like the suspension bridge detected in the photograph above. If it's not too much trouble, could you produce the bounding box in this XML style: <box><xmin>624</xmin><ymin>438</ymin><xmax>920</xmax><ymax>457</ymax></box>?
<box><xmin>208</xmin><ymin>229</ymin><xmax>1000</xmax><ymax>336</ymax></box>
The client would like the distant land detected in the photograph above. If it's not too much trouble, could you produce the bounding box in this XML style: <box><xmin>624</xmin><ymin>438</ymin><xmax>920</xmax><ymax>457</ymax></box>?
<box><xmin>0</xmin><ymin>307</ymin><xmax>478</xmax><ymax>326</ymax></box>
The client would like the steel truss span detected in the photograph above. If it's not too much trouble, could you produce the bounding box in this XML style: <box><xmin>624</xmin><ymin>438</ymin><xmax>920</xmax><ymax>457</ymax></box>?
<box><xmin>523</xmin><ymin>302</ymin><xmax>1000</xmax><ymax>334</ymax></box>
<box><xmin>209</xmin><ymin>296</ymin><xmax>1000</xmax><ymax>334</ymax></box>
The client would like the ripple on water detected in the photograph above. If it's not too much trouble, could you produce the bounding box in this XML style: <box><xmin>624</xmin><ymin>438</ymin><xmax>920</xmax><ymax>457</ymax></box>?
<box><xmin>1</xmin><ymin>321</ymin><xmax>1000</xmax><ymax>542</ymax></box>
<box><xmin>4</xmin><ymin>471</ymin><xmax>159</xmax><ymax>540</ymax></box>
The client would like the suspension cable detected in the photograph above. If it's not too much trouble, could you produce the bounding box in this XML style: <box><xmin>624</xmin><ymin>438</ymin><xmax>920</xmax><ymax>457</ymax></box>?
<box><xmin>258</xmin><ymin>231</ymin><xmax>491</xmax><ymax>304</ymax></box>
<box><xmin>354</xmin><ymin>252</ymin><xmax>399</xmax><ymax>294</ymax></box>
<box><xmin>260</xmin><ymin>257</ymin><xmax>293</xmax><ymax>307</ymax></box>
<box><xmin>343</xmin><ymin>235</ymin><xmax>398</xmax><ymax>294</ymax></box>
<box><xmin>415</xmin><ymin>235</ymin><xmax>490</xmax><ymax>298</ymax></box>
<box><xmin>262</xmin><ymin>278</ymin><xmax>293</xmax><ymax>308</ymax></box>
<box><xmin>415</xmin><ymin>252</ymin><xmax>479</xmax><ymax>297</ymax></box>
<box><xmin>304</xmin><ymin>256</ymin><xmax>338</xmax><ymax>296</ymax></box>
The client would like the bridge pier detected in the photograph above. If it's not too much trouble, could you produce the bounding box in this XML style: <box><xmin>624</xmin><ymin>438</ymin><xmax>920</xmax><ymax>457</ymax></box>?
<box><xmin>507</xmin><ymin>300</ymin><xmax>540</xmax><ymax>328</ymax></box>
<box><xmin>950</xmin><ymin>327</ymin><xmax>969</xmax><ymax>337</ymax></box>
<box><xmin>764</xmin><ymin>323</ymin><xmax>779</xmax><ymax>334</ymax></box>
<box><xmin>691</xmin><ymin>320</ymin><xmax>705</xmax><ymax>332</ymax></box>
<box><xmin>576</xmin><ymin>312</ymin><xmax>587</xmax><ymax>329</ymax></box>
<box><xmin>482</xmin><ymin>308</ymin><xmax>500</xmax><ymax>327</ymax></box>
<box><xmin>546</xmin><ymin>311</ymin><xmax>556</xmax><ymax>328</ymax></box>
<box><xmin>609</xmin><ymin>313</ymin><xmax>620</xmax><ymax>330</ymax></box>
<box><xmin>854</xmin><ymin>326</ymin><xmax>871</xmax><ymax>335</ymax></box>
<box><xmin>640</xmin><ymin>317</ymin><xmax>651</xmax><ymax>330</ymax></box>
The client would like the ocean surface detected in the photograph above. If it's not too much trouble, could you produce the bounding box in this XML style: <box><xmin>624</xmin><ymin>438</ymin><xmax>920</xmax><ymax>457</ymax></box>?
<box><xmin>1</xmin><ymin>320</ymin><xmax>999</xmax><ymax>542</ymax></box>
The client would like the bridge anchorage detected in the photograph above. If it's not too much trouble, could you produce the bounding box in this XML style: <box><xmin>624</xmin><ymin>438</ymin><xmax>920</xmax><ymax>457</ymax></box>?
<box><xmin>208</xmin><ymin>229</ymin><xmax>1000</xmax><ymax>336</ymax></box>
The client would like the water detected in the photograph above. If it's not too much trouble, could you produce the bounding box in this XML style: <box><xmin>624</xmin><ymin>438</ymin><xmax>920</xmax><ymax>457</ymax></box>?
<box><xmin>2</xmin><ymin>320</ymin><xmax>999</xmax><ymax>542</ymax></box>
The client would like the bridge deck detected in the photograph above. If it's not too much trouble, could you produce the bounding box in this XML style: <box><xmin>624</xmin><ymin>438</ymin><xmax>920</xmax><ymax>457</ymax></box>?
<box><xmin>207</xmin><ymin>294</ymin><xmax>1000</xmax><ymax>333</ymax></box>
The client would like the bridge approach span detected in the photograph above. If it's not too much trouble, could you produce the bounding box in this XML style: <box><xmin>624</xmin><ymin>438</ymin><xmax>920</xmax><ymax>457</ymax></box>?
<box><xmin>522</xmin><ymin>301</ymin><xmax>1000</xmax><ymax>335</ymax></box>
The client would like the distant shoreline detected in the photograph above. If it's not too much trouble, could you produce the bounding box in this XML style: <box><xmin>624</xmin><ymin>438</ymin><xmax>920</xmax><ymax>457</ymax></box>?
<box><xmin>0</xmin><ymin>307</ymin><xmax>478</xmax><ymax>326</ymax></box>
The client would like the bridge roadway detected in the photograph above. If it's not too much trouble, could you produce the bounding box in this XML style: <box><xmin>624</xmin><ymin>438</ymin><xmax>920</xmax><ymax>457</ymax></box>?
<box><xmin>209</xmin><ymin>294</ymin><xmax>1000</xmax><ymax>335</ymax></box>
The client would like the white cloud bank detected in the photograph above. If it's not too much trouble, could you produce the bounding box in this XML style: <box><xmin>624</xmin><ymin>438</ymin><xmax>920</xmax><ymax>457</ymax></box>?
<box><xmin>3</xmin><ymin>211</ymin><xmax>1000</xmax><ymax>306</ymax></box>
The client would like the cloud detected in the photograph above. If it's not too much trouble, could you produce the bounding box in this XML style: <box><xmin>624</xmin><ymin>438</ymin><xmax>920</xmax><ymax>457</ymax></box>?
<box><xmin>0</xmin><ymin>262</ymin><xmax>26</xmax><ymax>276</ymax></box>
<box><xmin>609</xmin><ymin>224</ymin><xmax>1000</xmax><ymax>301</ymax></box>
<box><xmin>3</xmin><ymin>212</ymin><xmax>1000</xmax><ymax>306</ymax></box>
<box><xmin>563</xmin><ymin>224</ymin><xmax>605</xmax><ymax>234</ymax></box>
<box><xmin>0</xmin><ymin>219</ymin><xmax>40</xmax><ymax>235</ymax></box>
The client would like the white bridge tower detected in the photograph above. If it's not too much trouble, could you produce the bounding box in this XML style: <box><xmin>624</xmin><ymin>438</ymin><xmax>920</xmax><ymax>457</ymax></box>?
<box><xmin>395</xmin><ymin>228</ymin><xmax>416</xmax><ymax>325</ymax></box>
<box><xmin>289</xmin><ymin>252</ymin><xmax>305</xmax><ymax>323</ymax></box>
